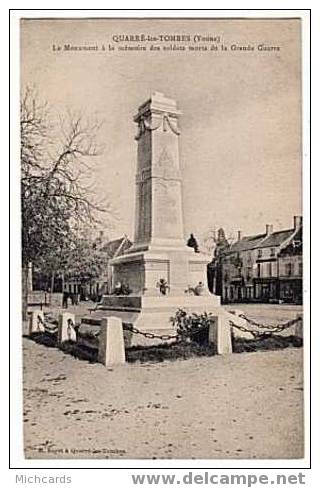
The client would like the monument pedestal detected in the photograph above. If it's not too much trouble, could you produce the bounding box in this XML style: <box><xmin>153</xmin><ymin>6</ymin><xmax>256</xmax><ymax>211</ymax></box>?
<box><xmin>82</xmin><ymin>293</ymin><xmax>221</xmax><ymax>346</ymax></box>
<box><xmin>96</xmin><ymin>293</ymin><xmax>220</xmax><ymax>330</ymax></box>
<box><xmin>88</xmin><ymin>244</ymin><xmax>221</xmax><ymax>339</ymax></box>
<box><xmin>110</xmin><ymin>245</ymin><xmax>212</xmax><ymax>297</ymax></box>
<box><xmin>84</xmin><ymin>92</ymin><xmax>222</xmax><ymax>343</ymax></box>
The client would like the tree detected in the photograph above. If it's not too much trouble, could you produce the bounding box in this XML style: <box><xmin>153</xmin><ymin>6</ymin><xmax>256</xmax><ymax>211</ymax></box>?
<box><xmin>206</xmin><ymin>228</ymin><xmax>230</xmax><ymax>295</ymax></box>
<box><xmin>201</xmin><ymin>227</ymin><xmax>230</xmax><ymax>256</ymax></box>
<box><xmin>64</xmin><ymin>230</ymin><xmax>109</xmax><ymax>288</ymax></box>
<box><xmin>21</xmin><ymin>87</ymin><xmax>111</xmax><ymax>317</ymax></box>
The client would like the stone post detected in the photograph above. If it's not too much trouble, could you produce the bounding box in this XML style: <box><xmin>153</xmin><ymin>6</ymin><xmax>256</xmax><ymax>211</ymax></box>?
<box><xmin>209</xmin><ymin>313</ymin><xmax>233</xmax><ymax>355</ymax></box>
<box><xmin>228</xmin><ymin>309</ymin><xmax>252</xmax><ymax>339</ymax></box>
<box><xmin>58</xmin><ymin>312</ymin><xmax>76</xmax><ymax>345</ymax></box>
<box><xmin>29</xmin><ymin>310</ymin><xmax>45</xmax><ymax>335</ymax></box>
<box><xmin>27</xmin><ymin>261</ymin><xmax>33</xmax><ymax>292</ymax></box>
<box><xmin>98</xmin><ymin>317</ymin><xmax>126</xmax><ymax>366</ymax></box>
<box><xmin>29</xmin><ymin>310</ymin><xmax>44</xmax><ymax>335</ymax></box>
<box><xmin>295</xmin><ymin>313</ymin><xmax>303</xmax><ymax>340</ymax></box>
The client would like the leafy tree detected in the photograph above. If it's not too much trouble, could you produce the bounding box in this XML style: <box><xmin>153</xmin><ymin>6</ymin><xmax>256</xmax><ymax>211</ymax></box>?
<box><xmin>64</xmin><ymin>230</ymin><xmax>109</xmax><ymax>285</ymax></box>
<box><xmin>21</xmin><ymin>87</ymin><xmax>111</xmax><ymax>316</ymax></box>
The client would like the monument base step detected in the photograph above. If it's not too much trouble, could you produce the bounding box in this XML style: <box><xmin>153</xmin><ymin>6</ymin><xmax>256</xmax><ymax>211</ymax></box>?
<box><xmin>82</xmin><ymin>293</ymin><xmax>222</xmax><ymax>332</ymax></box>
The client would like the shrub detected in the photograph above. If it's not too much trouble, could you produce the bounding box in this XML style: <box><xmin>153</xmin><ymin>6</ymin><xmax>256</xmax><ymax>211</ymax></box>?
<box><xmin>170</xmin><ymin>308</ymin><xmax>214</xmax><ymax>344</ymax></box>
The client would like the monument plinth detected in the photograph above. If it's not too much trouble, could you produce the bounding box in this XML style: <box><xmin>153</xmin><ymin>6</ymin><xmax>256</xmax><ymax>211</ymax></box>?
<box><xmin>93</xmin><ymin>92</ymin><xmax>220</xmax><ymax>332</ymax></box>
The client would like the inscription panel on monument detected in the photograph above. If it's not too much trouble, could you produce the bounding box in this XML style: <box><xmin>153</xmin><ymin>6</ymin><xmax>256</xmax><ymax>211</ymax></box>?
<box><xmin>153</xmin><ymin>180</ymin><xmax>183</xmax><ymax>240</ymax></box>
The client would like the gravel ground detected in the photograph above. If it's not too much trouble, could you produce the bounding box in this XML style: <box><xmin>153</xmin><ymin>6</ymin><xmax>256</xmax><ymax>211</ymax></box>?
<box><xmin>23</xmin><ymin>336</ymin><xmax>303</xmax><ymax>460</ymax></box>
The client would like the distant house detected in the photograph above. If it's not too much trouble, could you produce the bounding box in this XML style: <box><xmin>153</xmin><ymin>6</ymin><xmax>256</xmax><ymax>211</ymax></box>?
<box><xmin>209</xmin><ymin>216</ymin><xmax>303</xmax><ymax>304</ymax></box>
<box><xmin>63</xmin><ymin>235</ymin><xmax>132</xmax><ymax>300</ymax></box>
<box><xmin>278</xmin><ymin>225</ymin><xmax>303</xmax><ymax>303</ymax></box>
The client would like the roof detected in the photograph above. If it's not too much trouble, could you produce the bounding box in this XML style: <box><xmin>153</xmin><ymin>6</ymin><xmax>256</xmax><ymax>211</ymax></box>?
<box><xmin>294</xmin><ymin>227</ymin><xmax>302</xmax><ymax>242</ymax></box>
<box><xmin>254</xmin><ymin>229</ymin><xmax>294</xmax><ymax>248</ymax></box>
<box><xmin>278</xmin><ymin>227</ymin><xmax>303</xmax><ymax>256</ymax></box>
<box><xmin>227</xmin><ymin>227</ymin><xmax>298</xmax><ymax>254</ymax></box>
<box><xmin>100</xmin><ymin>236</ymin><xmax>132</xmax><ymax>258</ymax></box>
<box><xmin>229</xmin><ymin>233</ymin><xmax>267</xmax><ymax>252</ymax></box>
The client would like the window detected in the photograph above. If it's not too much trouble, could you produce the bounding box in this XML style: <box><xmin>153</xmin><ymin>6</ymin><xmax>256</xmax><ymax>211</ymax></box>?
<box><xmin>257</xmin><ymin>263</ymin><xmax>261</xmax><ymax>277</ymax></box>
<box><xmin>270</xmin><ymin>248</ymin><xmax>275</xmax><ymax>257</ymax></box>
<box><xmin>268</xmin><ymin>262</ymin><xmax>272</xmax><ymax>276</ymax></box>
<box><xmin>285</xmin><ymin>263</ymin><xmax>292</xmax><ymax>276</ymax></box>
<box><xmin>258</xmin><ymin>249</ymin><xmax>262</xmax><ymax>258</ymax></box>
<box><xmin>299</xmin><ymin>262</ymin><xmax>303</xmax><ymax>276</ymax></box>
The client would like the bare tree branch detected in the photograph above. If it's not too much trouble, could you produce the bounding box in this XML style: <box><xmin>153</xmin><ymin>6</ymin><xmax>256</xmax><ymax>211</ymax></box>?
<box><xmin>21</xmin><ymin>86</ymin><xmax>113</xmax><ymax>276</ymax></box>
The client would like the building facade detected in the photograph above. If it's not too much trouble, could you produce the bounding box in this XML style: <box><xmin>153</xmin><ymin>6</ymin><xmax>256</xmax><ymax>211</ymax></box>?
<box><xmin>277</xmin><ymin>225</ymin><xmax>303</xmax><ymax>303</ymax></box>
<box><xmin>209</xmin><ymin>216</ymin><xmax>303</xmax><ymax>304</ymax></box>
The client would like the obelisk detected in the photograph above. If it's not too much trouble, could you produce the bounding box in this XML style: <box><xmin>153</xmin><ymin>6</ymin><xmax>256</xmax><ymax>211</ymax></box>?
<box><xmin>97</xmin><ymin>92</ymin><xmax>220</xmax><ymax>332</ymax></box>
<box><xmin>132</xmin><ymin>91</ymin><xmax>185</xmax><ymax>252</ymax></box>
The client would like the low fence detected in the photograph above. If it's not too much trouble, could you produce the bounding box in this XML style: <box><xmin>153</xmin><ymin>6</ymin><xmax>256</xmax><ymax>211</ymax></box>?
<box><xmin>28</xmin><ymin>291</ymin><xmax>63</xmax><ymax>309</ymax></box>
<box><xmin>228</xmin><ymin>309</ymin><xmax>303</xmax><ymax>339</ymax></box>
<box><xmin>27</xmin><ymin>309</ymin><xmax>303</xmax><ymax>368</ymax></box>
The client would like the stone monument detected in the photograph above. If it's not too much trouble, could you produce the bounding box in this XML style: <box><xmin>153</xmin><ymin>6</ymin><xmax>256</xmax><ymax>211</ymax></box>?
<box><xmin>89</xmin><ymin>92</ymin><xmax>221</xmax><ymax>333</ymax></box>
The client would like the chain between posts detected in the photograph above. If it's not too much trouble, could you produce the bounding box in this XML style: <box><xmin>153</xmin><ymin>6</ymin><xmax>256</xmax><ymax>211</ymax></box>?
<box><xmin>238</xmin><ymin>313</ymin><xmax>300</xmax><ymax>331</ymax></box>
<box><xmin>37</xmin><ymin>315</ymin><xmax>79</xmax><ymax>339</ymax></box>
<box><xmin>37</xmin><ymin>314</ymin><xmax>58</xmax><ymax>334</ymax></box>
<box><xmin>229</xmin><ymin>314</ymin><xmax>301</xmax><ymax>339</ymax></box>
<box><xmin>37</xmin><ymin>312</ymin><xmax>301</xmax><ymax>342</ymax></box>
<box><xmin>123</xmin><ymin>323</ymin><xmax>212</xmax><ymax>341</ymax></box>
<box><xmin>123</xmin><ymin>324</ymin><xmax>179</xmax><ymax>341</ymax></box>
<box><xmin>127</xmin><ymin>315</ymin><xmax>302</xmax><ymax>342</ymax></box>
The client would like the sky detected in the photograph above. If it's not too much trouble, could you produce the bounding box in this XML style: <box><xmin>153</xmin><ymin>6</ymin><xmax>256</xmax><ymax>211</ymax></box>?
<box><xmin>21</xmin><ymin>18</ymin><xmax>302</xmax><ymax>243</ymax></box>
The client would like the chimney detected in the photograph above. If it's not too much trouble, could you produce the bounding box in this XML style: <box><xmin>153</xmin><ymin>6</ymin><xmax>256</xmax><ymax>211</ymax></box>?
<box><xmin>294</xmin><ymin>215</ymin><xmax>302</xmax><ymax>230</ymax></box>
<box><xmin>237</xmin><ymin>230</ymin><xmax>242</xmax><ymax>241</ymax></box>
<box><xmin>266</xmin><ymin>224</ymin><xmax>273</xmax><ymax>236</ymax></box>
